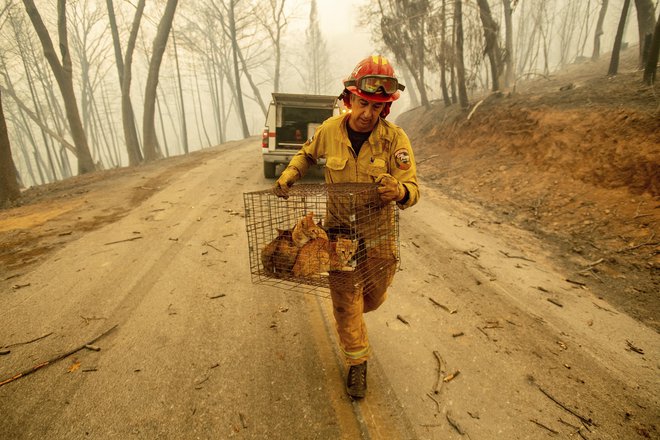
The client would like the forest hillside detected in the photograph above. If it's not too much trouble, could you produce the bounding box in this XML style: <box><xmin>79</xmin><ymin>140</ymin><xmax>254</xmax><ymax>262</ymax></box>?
<box><xmin>397</xmin><ymin>47</ymin><xmax>659</xmax><ymax>331</ymax></box>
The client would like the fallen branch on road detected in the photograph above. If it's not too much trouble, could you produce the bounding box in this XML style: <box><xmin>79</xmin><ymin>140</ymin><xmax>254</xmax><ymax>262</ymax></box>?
<box><xmin>476</xmin><ymin>326</ymin><xmax>490</xmax><ymax>340</ymax></box>
<box><xmin>104</xmin><ymin>236</ymin><xmax>143</xmax><ymax>246</ymax></box>
<box><xmin>446</xmin><ymin>411</ymin><xmax>468</xmax><ymax>436</ymax></box>
<box><xmin>547</xmin><ymin>298</ymin><xmax>564</xmax><ymax>307</ymax></box>
<box><xmin>429</xmin><ymin>297</ymin><xmax>457</xmax><ymax>314</ymax></box>
<box><xmin>396</xmin><ymin>315</ymin><xmax>410</xmax><ymax>325</ymax></box>
<box><xmin>0</xmin><ymin>325</ymin><xmax>118</xmax><ymax>388</ymax></box>
<box><xmin>530</xmin><ymin>419</ymin><xmax>559</xmax><ymax>434</ymax></box>
<box><xmin>464</xmin><ymin>248</ymin><xmax>480</xmax><ymax>259</ymax></box>
<box><xmin>499</xmin><ymin>250</ymin><xmax>536</xmax><ymax>262</ymax></box>
<box><xmin>426</xmin><ymin>392</ymin><xmax>441</xmax><ymax>413</ymax></box>
<box><xmin>625</xmin><ymin>340</ymin><xmax>644</xmax><ymax>354</ymax></box>
<box><xmin>592</xmin><ymin>302</ymin><xmax>618</xmax><ymax>314</ymax></box>
<box><xmin>203</xmin><ymin>241</ymin><xmax>223</xmax><ymax>253</ymax></box>
<box><xmin>566</xmin><ymin>278</ymin><xmax>587</xmax><ymax>287</ymax></box>
<box><xmin>538</xmin><ymin>386</ymin><xmax>593</xmax><ymax>426</ymax></box>
<box><xmin>3</xmin><ymin>332</ymin><xmax>53</xmax><ymax>349</ymax></box>
<box><xmin>432</xmin><ymin>350</ymin><xmax>446</xmax><ymax>394</ymax></box>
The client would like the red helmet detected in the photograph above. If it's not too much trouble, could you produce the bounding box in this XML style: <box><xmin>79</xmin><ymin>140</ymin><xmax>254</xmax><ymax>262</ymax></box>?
<box><xmin>343</xmin><ymin>55</ymin><xmax>405</xmax><ymax>103</ymax></box>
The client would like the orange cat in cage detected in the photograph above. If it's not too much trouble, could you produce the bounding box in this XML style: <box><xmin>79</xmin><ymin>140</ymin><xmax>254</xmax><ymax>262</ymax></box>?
<box><xmin>292</xmin><ymin>237</ymin><xmax>358</xmax><ymax>277</ymax></box>
<box><xmin>261</xmin><ymin>229</ymin><xmax>299</xmax><ymax>277</ymax></box>
<box><xmin>292</xmin><ymin>212</ymin><xmax>328</xmax><ymax>247</ymax></box>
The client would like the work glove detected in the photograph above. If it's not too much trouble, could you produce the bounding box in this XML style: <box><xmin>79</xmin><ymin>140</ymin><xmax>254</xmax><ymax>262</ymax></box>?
<box><xmin>273</xmin><ymin>167</ymin><xmax>300</xmax><ymax>199</ymax></box>
<box><xmin>376</xmin><ymin>173</ymin><xmax>406</xmax><ymax>203</ymax></box>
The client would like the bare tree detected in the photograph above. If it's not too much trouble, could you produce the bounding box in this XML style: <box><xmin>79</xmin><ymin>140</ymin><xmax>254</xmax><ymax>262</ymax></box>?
<box><xmin>502</xmin><ymin>0</ymin><xmax>515</xmax><ymax>88</ymax></box>
<box><xmin>575</xmin><ymin>1</ymin><xmax>595</xmax><ymax>60</ymax></box>
<box><xmin>609</xmin><ymin>0</ymin><xmax>632</xmax><ymax>76</ymax></box>
<box><xmin>454</xmin><ymin>0</ymin><xmax>468</xmax><ymax>109</ymax></box>
<box><xmin>513</xmin><ymin>0</ymin><xmax>553</xmax><ymax>76</ymax></box>
<box><xmin>643</xmin><ymin>9</ymin><xmax>660</xmax><ymax>85</ymax></box>
<box><xmin>0</xmin><ymin>82</ymin><xmax>75</xmax><ymax>154</ymax></box>
<box><xmin>426</xmin><ymin>0</ymin><xmax>451</xmax><ymax>106</ymax></box>
<box><xmin>171</xmin><ymin>30</ymin><xmax>189</xmax><ymax>154</ymax></box>
<box><xmin>13</xmin><ymin>7</ymin><xmax>69</xmax><ymax>179</ymax></box>
<box><xmin>142</xmin><ymin>0</ymin><xmax>179</xmax><ymax>162</ymax></box>
<box><xmin>6</xmin><ymin>9</ymin><xmax>62</xmax><ymax>180</ymax></box>
<box><xmin>592</xmin><ymin>0</ymin><xmax>609</xmax><ymax>60</ymax></box>
<box><xmin>107</xmin><ymin>0</ymin><xmax>143</xmax><ymax>165</ymax></box>
<box><xmin>378</xmin><ymin>0</ymin><xmax>430</xmax><ymax>108</ymax></box>
<box><xmin>0</xmin><ymin>90</ymin><xmax>20</xmax><ymax>205</ymax></box>
<box><xmin>70</xmin><ymin>1</ymin><xmax>118</xmax><ymax>168</ymax></box>
<box><xmin>180</xmin><ymin>7</ymin><xmax>228</xmax><ymax>144</ymax></box>
<box><xmin>22</xmin><ymin>0</ymin><xmax>95</xmax><ymax>174</ymax></box>
<box><xmin>190</xmin><ymin>55</ymin><xmax>212</xmax><ymax>147</ymax></box>
<box><xmin>209</xmin><ymin>0</ymin><xmax>251</xmax><ymax>138</ymax></box>
<box><xmin>557</xmin><ymin>1</ymin><xmax>581</xmax><ymax>66</ymax></box>
<box><xmin>634</xmin><ymin>0</ymin><xmax>657</xmax><ymax>67</ymax></box>
<box><xmin>256</xmin><ymin>0</ymin><xmax>289</xmax><ymax>93</ymax></box>
<box><xmin>476</xmin><ymin>0</ymin><xmax>503</xmax><ymax>91</ymax></box>
<box><xmin>305</xmin><ymin>0</ymin><xmax>330</xmax><ymax>94</ymax></box>
<box><xmin>227</xmin><ymin>0</ymin><xmax>250</xmax><ymax>136</ymax></box>
<box><xmin>233</xmin><ymin>26</ymin><xmax>268</xmax><ymax>118</ymax></box>
<box><xmin>22</xmin><ymin>22</ymin><xmax>73</xmax><ymax>176</ymax></box>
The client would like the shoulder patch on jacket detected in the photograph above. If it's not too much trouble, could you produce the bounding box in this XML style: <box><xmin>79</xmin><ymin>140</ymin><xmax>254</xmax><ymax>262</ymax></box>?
<box><xmin>394</xmin><ymin>148</ymin><xmax>411</xmax><ymax>170</ymax></box>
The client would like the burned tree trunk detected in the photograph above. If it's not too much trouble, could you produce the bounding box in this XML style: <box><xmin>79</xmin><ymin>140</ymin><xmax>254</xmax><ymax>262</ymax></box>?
<box><xmin>143</xmin><ymin>0</ymin><xmax>178</xmax><ymax>162</ymax></box>
<box><xmin>634</xmin><ymin>0</ymin><xmax>657</xmax><ymax>67</ymax></box>
<box><xmin>502</xmin><ymin>0</ymin><xmax>514</xmax><ymax>88</ymax></box>
<box><xmin>107</xmin><ymin>0</ymin><xmax>143</xmax><ymax>165</ymax></box>
<box><xmin>476</xmin><ymin>0</ymin><xmax>503</xmax><ymax>92</ymax></box>
<box><xmin>0</xmin><ymin>91</ymin><xmax>21</xmax><ymax>205</ymax></box>
<box><xmin>592</xmin><ymin>0</ymin><xmax>609</xmax><ymax>60</ymax></box>
<box><xmin>440</xmin><ymin>0</ymin><xmax>451</xmax><ymax>106</ymax></box>
<box><xmin>454</xmin><ymin>0</ymin><xmax>469</xmax><ymax>109</ymax></box>
<box><xmin>608</xmin><ymin>0</ymin><xmax>631</xmax><ymax>76</ymax></box>
<box><xmin>643</xmin><ymin>10</ymin><xmax>660</xmax><ymax>85</ymax></box>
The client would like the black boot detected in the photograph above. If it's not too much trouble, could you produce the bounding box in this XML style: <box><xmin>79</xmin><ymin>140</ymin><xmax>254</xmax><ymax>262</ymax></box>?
<box><xmin>346</xmin><ymin>361</ymin><xmax>367</xmax><ymax>399</ymax></box>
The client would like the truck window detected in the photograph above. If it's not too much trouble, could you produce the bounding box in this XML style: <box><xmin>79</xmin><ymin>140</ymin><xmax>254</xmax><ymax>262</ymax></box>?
<box><xmin>278</xmin><ymin>107</ymin><xmax>333</xmax><ymax>144</ymax></box>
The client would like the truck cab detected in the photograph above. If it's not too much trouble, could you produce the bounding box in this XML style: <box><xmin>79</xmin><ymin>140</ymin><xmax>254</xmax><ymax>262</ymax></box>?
<box><xmin>261</xmin><ymin>93</ymin><xmax>339</xmax><ymax>178</ymax></box>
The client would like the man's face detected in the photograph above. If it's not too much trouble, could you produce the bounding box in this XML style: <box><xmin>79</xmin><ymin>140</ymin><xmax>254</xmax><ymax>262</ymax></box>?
<box><xmin>348</xmin><ymin>94</ymin><xmax>385</xmax><ymax>133</ymax></box>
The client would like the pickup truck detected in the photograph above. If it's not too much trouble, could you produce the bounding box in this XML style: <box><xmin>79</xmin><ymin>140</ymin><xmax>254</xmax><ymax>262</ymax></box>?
<box><xmin>261</xmin><ymin>93</ymin><xmax>340</xmax><ymax>178</ymax></box>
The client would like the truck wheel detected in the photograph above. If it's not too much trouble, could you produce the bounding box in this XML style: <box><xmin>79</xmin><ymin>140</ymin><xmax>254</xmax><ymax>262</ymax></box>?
<box><xmin>263</xmin><ymin>162</ymin><xmax>277</xmax><ymax>179</ymax></box>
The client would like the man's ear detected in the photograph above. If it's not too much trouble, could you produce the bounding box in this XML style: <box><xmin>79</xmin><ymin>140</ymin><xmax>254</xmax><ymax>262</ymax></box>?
<box><xmin>341</xmin><ymin>90</ymin><xmax>352</xmax><ymax>109</ymax></box>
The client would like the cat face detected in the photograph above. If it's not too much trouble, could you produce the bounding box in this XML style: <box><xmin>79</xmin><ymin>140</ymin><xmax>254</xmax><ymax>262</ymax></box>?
<box><xmin>293</xmin><ymin>212</ymin><xmax>328</xmax><ymax>247</ymax></box>
<box><xmin>334</xmin><ymin>238</ymin><xmax>358</xmax><ymax>265</ymax></box>
<box><xmin>276</xmin><ymin>228</ymin><xmax>292</xmax><ymax>238</ymax></box>
<box><xmin>301</xmin><ymin>214</ymin><xmax>316</xmax><ymax>232</ymax></box>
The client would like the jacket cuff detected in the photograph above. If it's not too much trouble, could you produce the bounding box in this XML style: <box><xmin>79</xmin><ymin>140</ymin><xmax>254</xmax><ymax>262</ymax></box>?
<box><xmin>396</xmin><ymin>184</ymin><xmax>410</xmax><ymax>208</ymax></box>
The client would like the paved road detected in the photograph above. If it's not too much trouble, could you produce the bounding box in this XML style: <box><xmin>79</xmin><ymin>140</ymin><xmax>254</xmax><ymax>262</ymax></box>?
<box><xmin>1</xmin><ymin>139</ymin><xmax>657</xmax><ymax>439</ymax></box>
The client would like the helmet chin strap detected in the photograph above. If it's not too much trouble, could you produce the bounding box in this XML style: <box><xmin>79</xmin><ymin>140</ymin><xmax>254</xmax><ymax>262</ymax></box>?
<box><xmin>380</xmin><ymin>102</ymin><xmax>392</xmax><ymax>119</ymax></box>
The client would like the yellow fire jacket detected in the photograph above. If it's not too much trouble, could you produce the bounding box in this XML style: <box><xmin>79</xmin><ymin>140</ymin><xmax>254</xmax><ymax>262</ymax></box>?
<box><xmin>284</xmin><ymin>113</ymin><xmax>420</xmax><ymax>210</ymax></box>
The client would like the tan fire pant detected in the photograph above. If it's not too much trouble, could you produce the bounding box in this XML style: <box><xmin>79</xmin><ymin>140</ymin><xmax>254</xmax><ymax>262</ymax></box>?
<box><xmin>328</xmin><ymin>244</ymin><xmax>397</xmax><ymax>365</ymax></box>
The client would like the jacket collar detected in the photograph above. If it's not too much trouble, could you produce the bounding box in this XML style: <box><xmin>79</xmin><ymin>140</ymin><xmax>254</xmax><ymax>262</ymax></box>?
<box><xmin>341</xmin><ymin>115</ymin><xmax>393</xmax><ymax>155</ymax></box>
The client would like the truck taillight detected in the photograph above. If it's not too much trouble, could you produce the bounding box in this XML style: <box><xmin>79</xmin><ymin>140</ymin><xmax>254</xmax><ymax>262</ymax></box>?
<box><xmin>261</xmin><ymin>128</ymin><xmax>268</xmax><ymax>149</ymax></box>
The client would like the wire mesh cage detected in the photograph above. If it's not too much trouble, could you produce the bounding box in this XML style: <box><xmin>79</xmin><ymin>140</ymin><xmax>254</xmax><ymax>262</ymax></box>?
<box><xmin>243</xmin><ymin>183</ymin><xmax>399</xmax><ymax>296</ymax></box>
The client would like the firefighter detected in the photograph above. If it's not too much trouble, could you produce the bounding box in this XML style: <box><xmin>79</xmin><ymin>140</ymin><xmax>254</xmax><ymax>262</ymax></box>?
<box><xmin>274</xmin><ymin>55</ymin><xmax>419</xmax><ymax>399</ymax></box>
